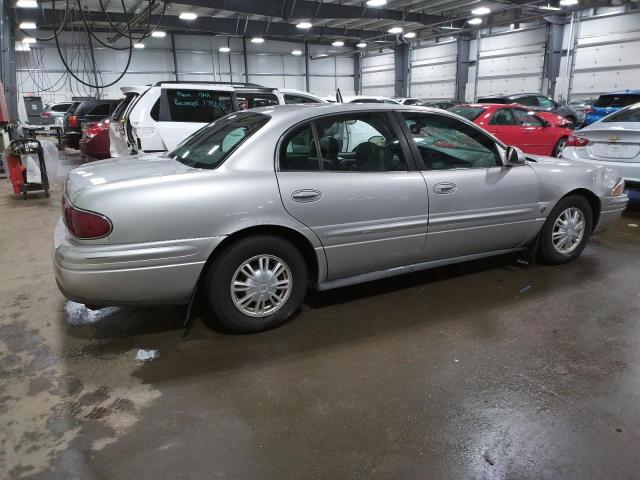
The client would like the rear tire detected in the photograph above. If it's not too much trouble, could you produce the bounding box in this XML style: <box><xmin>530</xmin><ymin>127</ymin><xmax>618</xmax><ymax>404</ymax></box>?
<box><xmin>203</xmin><ymin>235</ymin><xmax>308</xmax><ymax>333</ymax></box>
<box><xmin>538</xmin><ymin>195</ymin><xmax>592</xmax><ymax>265</ymax></box>
<box><xmin>552</xmin><ymin>137</ymin><xmax>567</xmax><ymax>157</ymax></box>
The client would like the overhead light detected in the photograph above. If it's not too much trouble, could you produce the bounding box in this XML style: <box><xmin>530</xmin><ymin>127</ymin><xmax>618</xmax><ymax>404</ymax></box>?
<box><xmin>468</xmin><ymin>17</ymin><xmax>483</xmax><ymax>25</ymax></box>
<box><xmin>219</xmin><ymin>46</ymin><xmax>231</xmax><ymax>52</ymax></box>
<box><xmin>317</xmin><ymin>53</ymin><xmax>328</xmax><ymax>57</ymax></box>
<box><xmin>539</xmin><ymin>4</ymin><xmax>562</xmax><ymax>10</ymax></box>
<box><xmin>332</xmin><ymin>40</ymin><xmax>344</xmax><ymax>47</ymax></box>
<box><xmin>151</xmin><ymin>31</ymin><xmax>166</xmax><ymax>38</ymax></box>
<box><xmin>15</xmin><ymin>41</ymin><xmax>30</xmax><ymax>51</ymax></box>
<box><xmin>388</xmin><ymin>27</ymin><xmax>403</xmax><ymax>34</ymax></box>
<box><xmin>356</xmin><ymin>42</ymin><xmax>367</xmax><ymax>48</ymax></box>
<box><xmin>179</xmin><ymin>12</ymin><xmax>197</xmax><ymax>20</ymax></box>
<box><xmin>404</xmin><ymin>32</ymin><xmax>416</xmax><ymax>39</ymax></box>
<box><xmin>291</xmin><ymin>49</ymin><xmax>302</xmax><ymax>55</ymax></box>
<box><xmin>251</xmin><ymin>37</ymin><xmax>265</xmax><ymax>43</ymax></box>
<box><xmin>16</xmin><ymin>0</ymin><xmax>38</xmax><ymax>7</ymax></box>
<box><xmin>366</xmin><ymin>0</ymin><xmax>387</xmax><ymax>6</ymax></box>
<box><xmin>296</xmin><ymin>22</ymin><xmax>312</xmax><ymax>29</ymax></box>
<box><xmin>439</xmin><ymin>26</ymin><xmax>462</xmax><ymax>30</ymax></box>
<box><xmin>559</xmin><ymin>0</ymin><xmax>579</xmax><ymax>5</ymax></box>
<box><xmin>134</xmin><ymin>43</ymin><xmax>145</xmax><ymax>49</ymax></box>
<box><xmin>19</xmin><ymin>22</ymin><xmax>36</xmax><ymax>29</ymax></box>
<box><xmin>22</xmin><ymin>37</ymin><xmax>36</xmax><ymax>43</ymax></box>
<box><xmin>471</xmin><ymin>6</ymin><xmax>491</xmax><ymax>15</ymax></box>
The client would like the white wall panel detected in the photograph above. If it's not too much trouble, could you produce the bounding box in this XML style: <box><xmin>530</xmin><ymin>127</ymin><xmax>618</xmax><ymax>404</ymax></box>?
<box><xmin>361</xmin><ymin>51</ymin><xmax>394</xmax><ymax>97</ymax></box>
<box><xmin>409</xmin><ymin>41</ymin><xmax>457</xmax><ymax>99</ymax></box>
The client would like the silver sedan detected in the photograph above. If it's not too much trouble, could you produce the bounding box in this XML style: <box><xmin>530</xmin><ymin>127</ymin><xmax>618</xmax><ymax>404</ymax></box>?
<box><xmin>54</xmin><ymin>103</ymin><xmax>628</xmax><ymax>333</ymax></box>
<box><xmin>563</xmin><ymin>102</ymin><xmax>640</xmax><ymax>188</ymax></box>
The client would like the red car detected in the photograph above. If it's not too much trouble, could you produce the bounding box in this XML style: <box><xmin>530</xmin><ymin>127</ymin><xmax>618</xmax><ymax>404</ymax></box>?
<box><xmin>448</xmin><ymin>104</ymin><xmax>572</xmax><ymax>157</ymax></box>
<box><xmin>79</xmin><ymin>118</ymin><xmax>111</xmax><ymax>160</ymax></box>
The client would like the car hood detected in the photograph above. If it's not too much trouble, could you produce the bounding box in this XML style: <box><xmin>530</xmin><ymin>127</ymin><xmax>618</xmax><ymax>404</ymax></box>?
<box><xmin>65</xmin><ymin>154</ymin><xmax>193</xmax><ymax>203</ymax></box>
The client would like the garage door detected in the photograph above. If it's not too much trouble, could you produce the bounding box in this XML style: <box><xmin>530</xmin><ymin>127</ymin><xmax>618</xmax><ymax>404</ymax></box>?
<box><xmin>409</xmin><ymin>40</ymin><xmax>457</xmax><ymax>100</ymax></box>
<box><xmin>361</xmin><ymin>51</ymin><xmax>395</xmax><ymax>97</ymax></box>
<box><xmin>474</xmin><ymin>27</ymin><xmax>546</xmax><ymax>99</ymax></box>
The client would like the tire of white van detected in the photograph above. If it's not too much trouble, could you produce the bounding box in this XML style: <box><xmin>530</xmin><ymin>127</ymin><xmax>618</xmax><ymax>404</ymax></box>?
<box><xmin>203</xmin><ymin>235</ymin><xmax>308</xmax><ymax>333</ymax></box>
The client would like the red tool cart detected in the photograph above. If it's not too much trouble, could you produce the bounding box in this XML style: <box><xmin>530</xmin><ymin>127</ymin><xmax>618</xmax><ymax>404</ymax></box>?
<box><xmin>6</xmin><ymin>138</ymin><xmax>49</xmax><ymax>199</ymax></box>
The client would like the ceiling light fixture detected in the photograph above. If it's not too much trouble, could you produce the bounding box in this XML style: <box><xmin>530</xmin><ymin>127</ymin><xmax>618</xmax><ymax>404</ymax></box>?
<box><xmin>471</xmin><ymin>6</ymin><xmax>491</xmax><ymax>15</ymax></box>
<box><xmin>16</xmin><ymin>0</ymin><xmax>38</xmax><ymax>7</ymax></box>
<box><xmin>134</xmin><ymin>43</ymin><xmax>145</xmax><ymax>49</ymax></box>
<box><xmin>151</xmin><ymin>31</ymin><xmax>166</xmax><ymax>38</ymax></box>
<box><xmin>356</xmin><ymin>42</ymin><xmax>367</xmax><ymax>48</ymax></box>
<box><xmin>179</xmin><ymin>12</ymin><xmax>197</xmax><ymax>20</ymax></box>
<box><xmin>219</xmin><ymin>46</ymin><xmax>231</xmax><ymax>52</ymax></box>
<box><xmin>296</xmin><ymin>22</ymin><xmax>312</xmax><ymax>29</ymax></box>
<box><xmin>15</xmin><ymin>41</ymin><xmax>30</xmax><ymax>51</ymax></box>
<box><xmin>366</xmin><ymin>0</ymin><xmax>387</xmax><ymax>6</ymax></box>
<box><xmin>251</xmin><ymin>37</ymin><xmax>265</xmax><ymax>43</ymax></box>
<box><xmin>317</xmin><ymin>53</ymin><xmax>328</xmax><ymax>57</ymax></box>
<box><xmin>388</xmin><ymin>26</ymin><xmax>403</xmax><ymax>34</ymax></box>
<box><xmin>291</xmin><ymin>49</ymin><xmax>302</xmax><ymax>55</ymax></box>
<box><xmin>468</xmin><ymin>17</ymin><xmax>483</xmax><ymax>25</ymax></box>
<box><xmin>332</xmin><ymin>40</ymin><xmax>344</xmax><ymax>47</ymax></box>
<box><xmin>559</xmin><ymin>0</ymin><xmax>579</xmax><ymax>5</ymax></box>
<box><xmin>22</xmin><ymin>37</ymin><xmax>36</xmax><ymax>43</ymax></box>
<box><xmin>404</xmin><ymin>32</ymin><xmax>416</xmax><ymax>39</ymax></box>
<box><xmin>19</xmin><ymin>21</ymin><xmax>36</xmax><ymax>29</ymax></box>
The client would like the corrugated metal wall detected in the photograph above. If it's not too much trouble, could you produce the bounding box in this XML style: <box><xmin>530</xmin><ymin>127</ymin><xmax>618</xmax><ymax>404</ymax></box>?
<box><xmin>557</xmin><ymin>10</ymin><xmax>640</xmax><ymax>101</ymax></box>
<box><xmin>409</xmin><ymin>39</ymin><xmax>457</xmax><ymax>100</ymax></box>
<box><xmin>361</xmin><ymin>50</ymin><xmax>395</xmax><ymax>97</ymax></box>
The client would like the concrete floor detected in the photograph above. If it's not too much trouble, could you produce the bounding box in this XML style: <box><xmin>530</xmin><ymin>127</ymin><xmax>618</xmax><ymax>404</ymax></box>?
<box><xmin>1</xmin><ymin>148</ymin><xmax>640</xmax><ymax>480</ymax></box>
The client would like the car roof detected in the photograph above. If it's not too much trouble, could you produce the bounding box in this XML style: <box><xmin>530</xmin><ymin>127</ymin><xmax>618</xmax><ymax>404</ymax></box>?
<box><xmin>248</xmin><ymin>102</ymin><xmax>448</xmax><ymax>124</ymax></box>
<box><xmin>600</xmin><ymin>89</ymin><xmax>640</xmax><ymax>95</ymax></box>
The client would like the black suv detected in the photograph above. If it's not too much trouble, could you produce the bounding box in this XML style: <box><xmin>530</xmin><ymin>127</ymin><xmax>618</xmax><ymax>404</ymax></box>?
<box><xmin>476</xmin><ymin>93</ymin><xmax>578</xmax><ymax>128</ymax></box>
<box><xmin>64</xmin><ymin>99</ymin><xmax>120</xmax><ymax>149</ymax></box>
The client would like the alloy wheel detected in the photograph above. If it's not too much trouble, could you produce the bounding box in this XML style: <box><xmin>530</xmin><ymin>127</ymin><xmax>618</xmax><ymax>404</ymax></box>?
<box><xmin>552</xmin><ymin>207</ymin><xmax>586</xmax><ymax>254</ymax></box>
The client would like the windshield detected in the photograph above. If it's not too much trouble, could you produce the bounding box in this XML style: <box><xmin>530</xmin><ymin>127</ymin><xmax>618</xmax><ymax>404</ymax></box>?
<box><xmin>594</xmin><ymin>94</ymin><xmax>640</xmax><ymax>108</ymax></box>
<box><xmin>448</xmin><ymin>106</ymin><xmax>485</xmax><ymax>121</ymax></box>
<box><xmin>602</xmin><ymin>103</ymin><xmax>640</xmax><ymax>122</ymax></box>
<box><xmin>169</xmin><ymin>112</ymin><xmax>269</xmax><ymax>169</ymax></box>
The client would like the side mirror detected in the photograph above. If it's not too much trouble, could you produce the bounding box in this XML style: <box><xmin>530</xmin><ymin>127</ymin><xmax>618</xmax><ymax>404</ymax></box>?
<box><xmin>506</xmin><ymin>146</ymin><xmax>526</xmax><ymax>166</ymax></box>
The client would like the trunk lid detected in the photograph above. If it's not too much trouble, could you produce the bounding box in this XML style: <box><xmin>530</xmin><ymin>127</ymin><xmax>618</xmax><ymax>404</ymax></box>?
<box><xmin>578</xmin><ymin>125</ymin><xmax>640</xmax><ymax>161</ymax></box>
<box><xmin>65</xmin><ymin>154</ymin><xmax>193</xmax><ymax>202</ymax></box>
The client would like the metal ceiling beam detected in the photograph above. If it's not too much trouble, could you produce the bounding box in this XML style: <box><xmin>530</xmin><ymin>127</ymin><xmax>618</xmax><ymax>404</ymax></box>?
<box><xmin>172</xmin><ymin>0</ymin><xmax>448</xmax><ymax>25</ymax></box>
<box><xmin>34</xmin><ymin>9</ymin><xmax>385</xmax><ymax>40</ymax></box>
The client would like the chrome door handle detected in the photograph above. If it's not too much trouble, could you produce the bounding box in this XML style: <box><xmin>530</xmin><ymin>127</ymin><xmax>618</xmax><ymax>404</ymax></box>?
<box><xmin>291</xmin><ymin>189</ymin><xmax>322</xmax><ymax>202</ymax></box>
<box><xmin>433</xmin><ymin>182</ymin><xmax>457</xmax><ymax>194</ymax></box>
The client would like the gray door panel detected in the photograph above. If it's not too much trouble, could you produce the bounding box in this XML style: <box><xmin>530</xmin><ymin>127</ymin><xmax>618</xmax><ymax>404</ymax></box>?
<box><xmin>420</xmin><ymin>165</ymin><xmax>541</xmax><ymax>261</ymax></box>
<box><xmin>277</xmin><ymin>171</ymin><xmax>429</xmax><ymax>279</ymax></box>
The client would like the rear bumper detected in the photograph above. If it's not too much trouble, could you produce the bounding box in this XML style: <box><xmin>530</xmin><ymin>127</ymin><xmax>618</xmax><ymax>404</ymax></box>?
<box><xmin>562</xmin><ymin>148</ymin><xmax>640</xmax><ymax>185</ymax></box>
<box><xmin>79</xmin><ymin>133</ymin><xmax>110</xmax><ymax>159</ymax></box>
<box><xmin>53</xmin><ymin>219</ymin><xmax>225</xmax><ymax>306</ymax></box>
<box><xmin>594</xmin><ymin>194</ymin><xmax>629</xmax><ymax>234</ymax></box>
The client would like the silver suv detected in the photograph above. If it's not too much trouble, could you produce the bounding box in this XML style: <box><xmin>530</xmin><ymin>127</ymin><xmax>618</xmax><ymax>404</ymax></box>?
<box><xmin>55</xmin><ymin>104</ymin><xmax>628</xmax><ymax>333</ymax></box>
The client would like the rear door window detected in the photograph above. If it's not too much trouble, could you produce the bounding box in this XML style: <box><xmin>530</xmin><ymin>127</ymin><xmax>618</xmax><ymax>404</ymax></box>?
<box><xmin>51</xmin><ymin>103</ymin><xmax>71</xmax><ymax>112</ymax></box>
<box><xmin>236</xmin><ymin>93</ymin><xmax>279</xmax><ymax>109</ymax></box>
<box><xmin>489</xmin><ymin>109</ymin><xmax>517</xmax><ymax>125</ymax></box>
<box><xmin>87</xmin><ymin>103</ymin><xmax>111</xmax><ymax>117</ymax></box>
<box><xmin>477</xmin><ymin>97</ymin><xmax>507</xmax><ymax>104</ymax></box>
<box><xmin>516</xmin><ymin>96</ymin><xmax>539</xmax><ymax>107</ymax></box>
<box><xmin>594</xmin><ymin>94</ymin><xmax>640</xmax><ymax>108</ymax></box>
<box><xmin>284</xmin><ymin>94</ymin><xmax>321</xmax><ymax>104</ymax></box>
<box><xmin>161</xmin><ymin>89</ymin><xmax>233</xmax><ymax>123</ymax></box>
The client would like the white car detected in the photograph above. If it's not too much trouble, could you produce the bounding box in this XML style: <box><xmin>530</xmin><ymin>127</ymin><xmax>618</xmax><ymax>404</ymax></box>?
<box><xmin>109</xmin><ymin>86</ymin><xmax>148</xmax><ymax>158</ymax></box>
<box><xmin>562</xmin><ymin>102</ymin><xmax>640</xmax><ymax>188</ymax></box>
<box><xmin>395</xmin><ymin>98</ymin><xmax>425</xmax><ymax>106</ymax></box>
<box><xmin>111</xmin><ymin>82</ymin><xmax>326</xmax><ymax>156</ymax></box>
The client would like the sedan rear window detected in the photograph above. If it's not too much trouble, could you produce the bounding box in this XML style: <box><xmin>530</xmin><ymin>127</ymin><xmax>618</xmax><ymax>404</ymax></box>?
<box><xmin>477</xmin><ymin>97</ymin><xmax>508</xmax><ymax>104</ymax></box>
<box><xmin>448</xmin><ymin>106</ymin><xmax>485</xmax><ymax>121</ymax></box>
<box><xmin>602</xmin><ymin>104</ymin><xmax>640</xmax><ymax>122</ymax></box>
<box><xmin>594</xmin><ymin>94</ymin><xmax>640</xmax><ymax>108</ymax></box>
<box><xmin>169</xmin><ymin>112</ymin><xmax>268</xmax><ymax>169</ymax></box>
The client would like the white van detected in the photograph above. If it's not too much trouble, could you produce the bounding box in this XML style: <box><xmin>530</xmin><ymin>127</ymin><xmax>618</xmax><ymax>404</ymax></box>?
<box><xmin>110</xmin><ymin>82</ymin><xmax>326</xmax><ymax>156</ymax></box>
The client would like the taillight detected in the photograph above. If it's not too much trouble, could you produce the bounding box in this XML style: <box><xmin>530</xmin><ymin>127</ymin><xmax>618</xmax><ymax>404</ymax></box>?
<box><xmin>41</xmin><ymin>111</ymin><xmax>52</xmax><ymax>117</ymax></box>
<box><xmin>68</xmin><ymin>115</ymin><xmax>79</xmax><ymax>128</ymax></box>
<box><xmin>85</xmin><ymin>119</ymin><xmax>110</xmax><ymax>139</ymax></box>
<box><xmin>63</xmin><ymin>196</ymin><xmax>112</xmax><ymax>239</ymax></box>
<box><xmin>566</xmin><ymin>135</ymin><xmax>590</xmax><ymax>147</ymax></box>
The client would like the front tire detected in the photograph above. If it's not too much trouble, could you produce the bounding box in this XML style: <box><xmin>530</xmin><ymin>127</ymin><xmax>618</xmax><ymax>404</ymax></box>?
<box><xmin>203</xmin><ymin>235</ymin><xmax>308</xmax><ymax>333</ymax></box>
<box><xmin>538</xmin><ymin>195</ymin><xmax>593</xmax><ymax>265</ymax></box>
